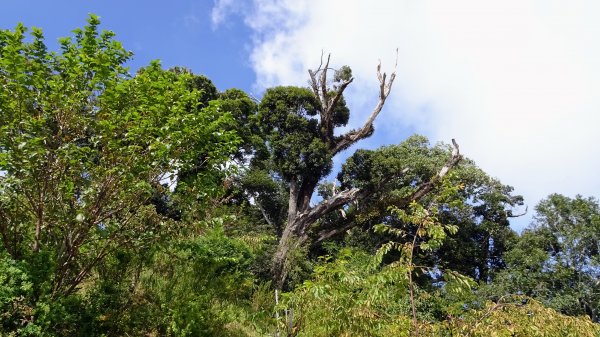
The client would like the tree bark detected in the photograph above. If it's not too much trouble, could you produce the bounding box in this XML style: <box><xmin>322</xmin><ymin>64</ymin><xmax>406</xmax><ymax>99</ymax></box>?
<box><xmin>272</xmin><ymin>54</ymin><xmax>398</xmax><ymax>287</ymax></box>
<box><xmin>272</xmin><ymin>138</ymin><xmax>462</xmax><ymax>287</ymax></box>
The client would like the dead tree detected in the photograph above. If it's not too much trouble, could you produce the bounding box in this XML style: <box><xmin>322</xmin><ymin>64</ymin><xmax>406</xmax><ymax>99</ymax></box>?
<box><xmin>271</xmin><ymin>54</ymin><xmax>462</xmax><ymax>288</ymax></box>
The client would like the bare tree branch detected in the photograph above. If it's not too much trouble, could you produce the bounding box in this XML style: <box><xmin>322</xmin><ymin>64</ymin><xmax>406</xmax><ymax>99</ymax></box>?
<box><xmin>332</xmin><ymin>50</ymin><xmax>398</xmax><ymax>155</ymax></box>
<box><xmin>255</xmin><ymin>197</ymin><xmax>275</xmax><ymax>228</ymax></box>
<box><xmin>398</xmin><ymin>139</ymin><xmax>462</xmax><ymax>207</ymax></box>
<box><xmin>507</xmin><ymin>205</ymin><xmax>528</xmax><ymax>218</ymax></box>
<box><xmin>313</xmin><ymin>221</ymin><xmax>357</xmax><ymax>245</ymax></box>
<box><xmin>319</xmin><ymin>54</ymin><xmax>331</xmax><ymax>108</ymax></box>
<box><xmin>296</xmin><ymin>167</ymin><xmax>411</xmax><ymax>238</ymax></box>
<box><xmin>306</xmin><ymin>140</ymin><xmax>461</xmax><ymax>246</ymax></box>
<box><xmin>294</xmin><ymin>187</ymin><xmax>363</xmax><ymax>235</ymax></box>
<box><xmin>307</xmin><ymin>53</ymin><xmax>356</xmax><ymax>145</ymax></box>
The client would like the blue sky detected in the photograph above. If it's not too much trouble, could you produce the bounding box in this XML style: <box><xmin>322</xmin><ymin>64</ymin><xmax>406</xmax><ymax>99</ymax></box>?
<box><xmin>3</xmin><ymin>1</ymin><xmax>600</xmax><ymax>232</ymax></box>
<box><xmin>1</xmin><ymin>1</ymin><xmax>256</xmax><ymax>91</ymax></box>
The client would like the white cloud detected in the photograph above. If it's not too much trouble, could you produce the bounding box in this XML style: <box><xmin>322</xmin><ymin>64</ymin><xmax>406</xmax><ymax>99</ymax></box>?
<box><xmin>213</xmin><ymin>0</ymin><xmax>600</xmax><ymax>230</ymax></box>
<box><xmin>211</xmin><ymin>0</ymin><xmax>230</xmax><ymax>26</ymax></box>
<box><xmin>211</xmin><ymin>0</ymin><xmax>242</xmax><ymax>27</ymax></box>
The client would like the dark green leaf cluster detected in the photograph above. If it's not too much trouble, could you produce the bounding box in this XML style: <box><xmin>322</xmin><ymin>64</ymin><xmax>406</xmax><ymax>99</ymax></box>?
<box><xmin>258</xmin><ymin>86</ymin><xmax>332</xmax><ymax>179</ymax></box>
<box><xmin>333</xmin><ymin>135</ymin><xmax>523</xmax><ymax>285</ymax></box>
<box><xmin>338</xmin><ymin>135</ymin><xmax>441</xmax><ymax>191</ymax></box>
<box><xmin>480</xmin><ymin>194</ymin><xmax>600</xmax><ymax>321</ymax></box>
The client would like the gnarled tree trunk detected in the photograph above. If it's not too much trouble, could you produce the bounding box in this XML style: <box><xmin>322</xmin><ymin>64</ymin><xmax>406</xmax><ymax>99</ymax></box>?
<box><xmin>270</xmin><ymin>53</ymin><xmax>462</xmax><ymax>288</ymax></box>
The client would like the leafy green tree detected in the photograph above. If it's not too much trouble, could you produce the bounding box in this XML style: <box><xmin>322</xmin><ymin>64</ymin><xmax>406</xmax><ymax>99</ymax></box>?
<box><xmin>482</xmin><ymin>194</ymin><xmax>600</xmax><ymax>321</ymax></box>
<box><xmin>282</xmin><ymin>247</ymin><xmax>598</xmax><ymax>336</ymax></box>
<box><xmin>6</xmin><ymin>14</ymin><xmax>598</xmax><ymax>337</ymax></box>
<box><xmin>137</xmin><ymin>225</ymin><xmax>255</xmax><ymax>336</ymax></box>
<box><xmin>170</xmin><ymin>71</ymin><xmax>261</xmax><ymax>190</ymax></box>
<box><xmin>318</xmin><ymin>135</ymin><xmax>521</xmax><ymax>286</ymax></box>
<box><xmin>0</xmin><ymin>16</ymin><xmax>238</xmax><ymax>333</ymax></box>
<box><xmin>250</xmin><ymin>55</ymin><xmax>462</xmax><ymax>288</ymax></box>
<box><xmin>0</xmin><ymin>252</ymin><xmax>34</xmax><ymax>333</ymax></box>
<box><xmin>278</xmin><ymin>195</ymin><xmax>598</xmax><ymax>336</ymax></box>
<box><xmin>438</xmin><ymin>295</ymin><xmax>600</xmax><ymax>337</ymax></box>
<box><xmin>427</xmin><ymin>158</ymin><xmax>523</xmax><ymax>282</ymax></box>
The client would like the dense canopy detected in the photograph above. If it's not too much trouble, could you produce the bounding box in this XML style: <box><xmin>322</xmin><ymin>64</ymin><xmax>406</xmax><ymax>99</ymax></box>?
<box><xmin>0</xmin><ymin>16</ymin><xmax>598</xmax><ymax>336</ymax></box>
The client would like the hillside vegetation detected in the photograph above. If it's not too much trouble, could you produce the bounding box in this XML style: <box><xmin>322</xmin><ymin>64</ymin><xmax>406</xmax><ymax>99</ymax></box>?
<box><xmin>1</xmin><ymin>16</ymin><xmax>598</xmax><ymax>336</ymax></box>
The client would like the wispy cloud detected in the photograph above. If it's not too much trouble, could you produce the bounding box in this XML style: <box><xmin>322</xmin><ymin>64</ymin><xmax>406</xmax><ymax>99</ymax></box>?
<box><xmin>211</xmin><ymin>0</ymin><xmax>255</xmax><ymax>29</ymax></box>
<box><xmin>183</xmin><ymin>13</ymin><xmax>201</xmax><ymax>28</ymax></box>
<box><xmin>213</xmin><ymin>0</ymin><xmax>600</xmax><ymax>230</ymax></box>
<box><xmin>211</xmin><ymin>0</ymin><xmax>235</xmax><ymax>27</ymax></box>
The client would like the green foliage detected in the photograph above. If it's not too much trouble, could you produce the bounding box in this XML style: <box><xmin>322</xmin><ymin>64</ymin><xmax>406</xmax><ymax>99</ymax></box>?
<box><xmin>217</xmin><ymin>88</ymin><xmax>262</xmax><ymax>160</ymax></box>
<box><xmin>169</xmin><ymin>66</ymin><xmax>219</xmax><ymax>106</ymax></box>
<box><xmin>282</xmin><ymin>213</ymin><xmax>599</xmax><ymax>336</ymax></box>
<box><xmin>336</xmin><ymin>135</ymin><xmax>522</xmax><ymax>283</ymax></box>
<box><xmin>481</xmin><ymin>194</ymin><xmax>600</xmax><ymax>321</ymax></box>
<box><xmin>176</xmin><ymin>86</ymin><xmax>258</xmax><ymax>189</ymax></box>
<box><xmin>138</xmin><ymin>225</ymin><xmax>255</xmax><ymax>336</ymax></box>
<box><xmin>338</xmin><ymin>135</ymin><xmax>441</xmax><ymax>191</ymax></box>
<box><xmin>282</xmin><ymin>197</ymin><xmax>470</xmax><ymax>336</ymax></box>
<box><xmin>0</xmin><ymin>16</ymin><xmax>238</xmax><ymax>335</ymax></box>
<box><xmin>434</xmin><ymin>160</ymin><xmax>523</xmax><ymax>282</ymax></box>
<box><xmin>282</xmin><ymin>247</ymin><xmax>599</xmax><ymax>336</ymax></box>
<box><xmin>333</xmin><ymin>65</ymin><xmax>352</xmax><ymax>83</ymax></box>
<box><xmin>258</xmin><ymin>86</ymin><xmax>332</xmax><ymax>179</ymax></box>
<box><xmin>1</xmin><ymin>15</ymin><xmax>599</xmax><ymax>337</ymax></box>
<box><xmin>283</xmin><ymin>249</ymin><xmax>412</xmax><ymax>336</ymax></box>
<box><xmin>0</xmin><ymin>252</ymin><xmax>34</xmax><ymax>333</ymax></box>
<box><xmin>436</xmin><ymin>296</ymin><xmax>600</xmax><ymax>337</ymax></box>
